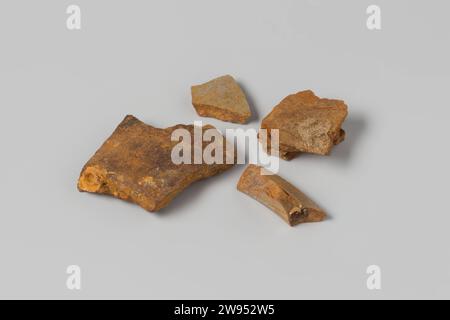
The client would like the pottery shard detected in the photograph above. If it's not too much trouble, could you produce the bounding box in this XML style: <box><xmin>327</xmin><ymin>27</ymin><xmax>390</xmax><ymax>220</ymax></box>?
<box><xmin>191</xmin><ymin>75</ymin><xmax>252</xmax><ymax>124</ymax></box>
<box><xmin>78</xmin><ymin>115</ymin><xmax>234</xmax><ymax>212</ymax></box>
<box><xmin>261</xmin><ymin>90</ymin><xmax>348</xmax><ymax>160</ymax></box>
<box><xmin>237</xmin><ymin>165</ymin><xmax>326</xmax><ymax>226</ymax></box>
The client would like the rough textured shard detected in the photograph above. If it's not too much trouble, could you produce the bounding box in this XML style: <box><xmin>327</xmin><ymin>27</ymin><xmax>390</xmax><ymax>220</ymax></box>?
<box><xmin>191</xmin><ymin>75</ymin><xmax>252</xmax><ymax>124</ymax></box>
<box><xmin>261</xmin><ymin>90</ymin><xmax>348</xmax><ymax>160</ymax></box>
<box><xmin>78</xmin><ymin>115</ymin><xmax>234</xmax><ymax>212</ymax></box>
<box><xmin>237</xmin><ymin>165</ymin><xmax>326</xmax><ymax>226</ymax></box>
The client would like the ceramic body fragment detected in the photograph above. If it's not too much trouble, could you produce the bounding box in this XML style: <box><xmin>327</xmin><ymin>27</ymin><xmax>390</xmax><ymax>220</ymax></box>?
<box><xmin>191</xmin><ymin>75</ymin><xmax>252</xmax><ymax>124</ymax></box>
<box><xmin>261</xmin><ymin>90</ymin><xmax>348</xmax><ymax>159</ymax></box>
<box><xmin>237</xmin><ymin>165</ymin><xmax>326</xmax><ymax>226</ymax></box>
<box><xmin>78</xmin><ymin>115</ymin><xmax>234</xmax><ymax>212</ymax></box>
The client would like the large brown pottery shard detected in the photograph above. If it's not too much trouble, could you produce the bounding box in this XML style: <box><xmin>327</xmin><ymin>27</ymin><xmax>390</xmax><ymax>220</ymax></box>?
<box><xmin>260</xmin><ymin>90</ymin><xmax>348</xmax><ymax>160</ymax></box>
<box><xmin>78</xmin><ymin>115</ymin><xmax>234</xmax><ymax>212</ymax></box>
<box><xmin>237</xmin><ymin>165</ymin><xmax>326</xmax><ymax>226</ymax></box>
<box><xmin>191</xmin><ymin>75</ymin><xmax>252</xmax><ymax>124</ymax></box>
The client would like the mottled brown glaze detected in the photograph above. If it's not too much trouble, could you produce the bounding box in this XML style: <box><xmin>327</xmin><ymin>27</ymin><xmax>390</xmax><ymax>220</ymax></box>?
<box><xmin>78</xmin><ymin>115</ymin><xmax>234</xmax><ymax>212</ymax></box>
<box><xmin>191</xmin><ymin>75</ymin><xmax>251</xmax><ymax>124</ymax></box>
<box><xmin>237</xmin><ymin>165</ymin><xmax>326</xmax><ymax>226</ymax></box>
<box><xmin>261</xmin><ymin>90</ymin><xmax>348</xmax><ymax>160</ymax></box>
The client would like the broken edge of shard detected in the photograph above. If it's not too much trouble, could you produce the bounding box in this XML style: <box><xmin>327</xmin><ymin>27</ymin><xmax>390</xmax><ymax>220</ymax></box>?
<box><xmin>78</xmin><ymin>115</ymin><xmax>235</xmax><ymax>212</ymax></box>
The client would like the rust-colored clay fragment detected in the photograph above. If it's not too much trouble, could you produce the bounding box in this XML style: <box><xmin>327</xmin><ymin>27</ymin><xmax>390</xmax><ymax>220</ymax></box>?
<box><xmin>261</xmin><ymin>90</ymin><xmax>348</xmax><ymax>160</ymax></box>
<box><xmin>191</xmin><ymin>75</ymin><xmax>252</xmax><ymax>124</ymax></box>
<box><xmin>78</xmin><ymin>115</ymin><xmax>234</xmax><ymax>212</ymax></box>
<box><xmin>237</xmin><ymin>165</ymin><xmax>326</xmax><ymax>226</ymax></box>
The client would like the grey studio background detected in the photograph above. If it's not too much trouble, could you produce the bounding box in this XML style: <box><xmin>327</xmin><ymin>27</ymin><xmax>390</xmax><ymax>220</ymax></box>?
<box><xmin>0</xmin><ymin>0</ymin><xmax>449</xmax><ymax>299</ymax></box>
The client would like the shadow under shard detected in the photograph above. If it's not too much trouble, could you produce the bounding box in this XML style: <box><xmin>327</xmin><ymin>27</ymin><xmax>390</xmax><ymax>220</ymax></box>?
<box><xmin>332</xmin><ymin>112</ymin><xmax>367</xmax><ymax>164</ymax></box>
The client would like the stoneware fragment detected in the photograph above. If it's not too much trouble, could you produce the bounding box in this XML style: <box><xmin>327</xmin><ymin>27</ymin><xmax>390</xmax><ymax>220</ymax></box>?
<box><xmin>237</xmin><ymin>165</ymin><xmax>326</xmax><ymax>226</ymax></box>
<box><xmin>261</xmin><ymin>90</ymin><xmax>348</xmax><ymax>160</ymax></box>
<box><xmin>78</xmin><ymin>115</ymin><xmax>234</xmax><ymax>212</ymax></box>
<box><xmin>191</xmin><ymin>75</ymin><xmax>252</xmax><ymax>124</ymax></box>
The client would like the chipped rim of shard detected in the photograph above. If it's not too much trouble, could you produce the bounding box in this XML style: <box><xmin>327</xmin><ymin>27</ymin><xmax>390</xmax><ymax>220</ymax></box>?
<box><xmin>237</xmin><ymin>165</ymin><xmax>326</xmax><ymax>226</ymax></box>
<box><xmin>191</xmin><ymin>74</ymin><xmax>252</xmax><ymax>124</ymax></box>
